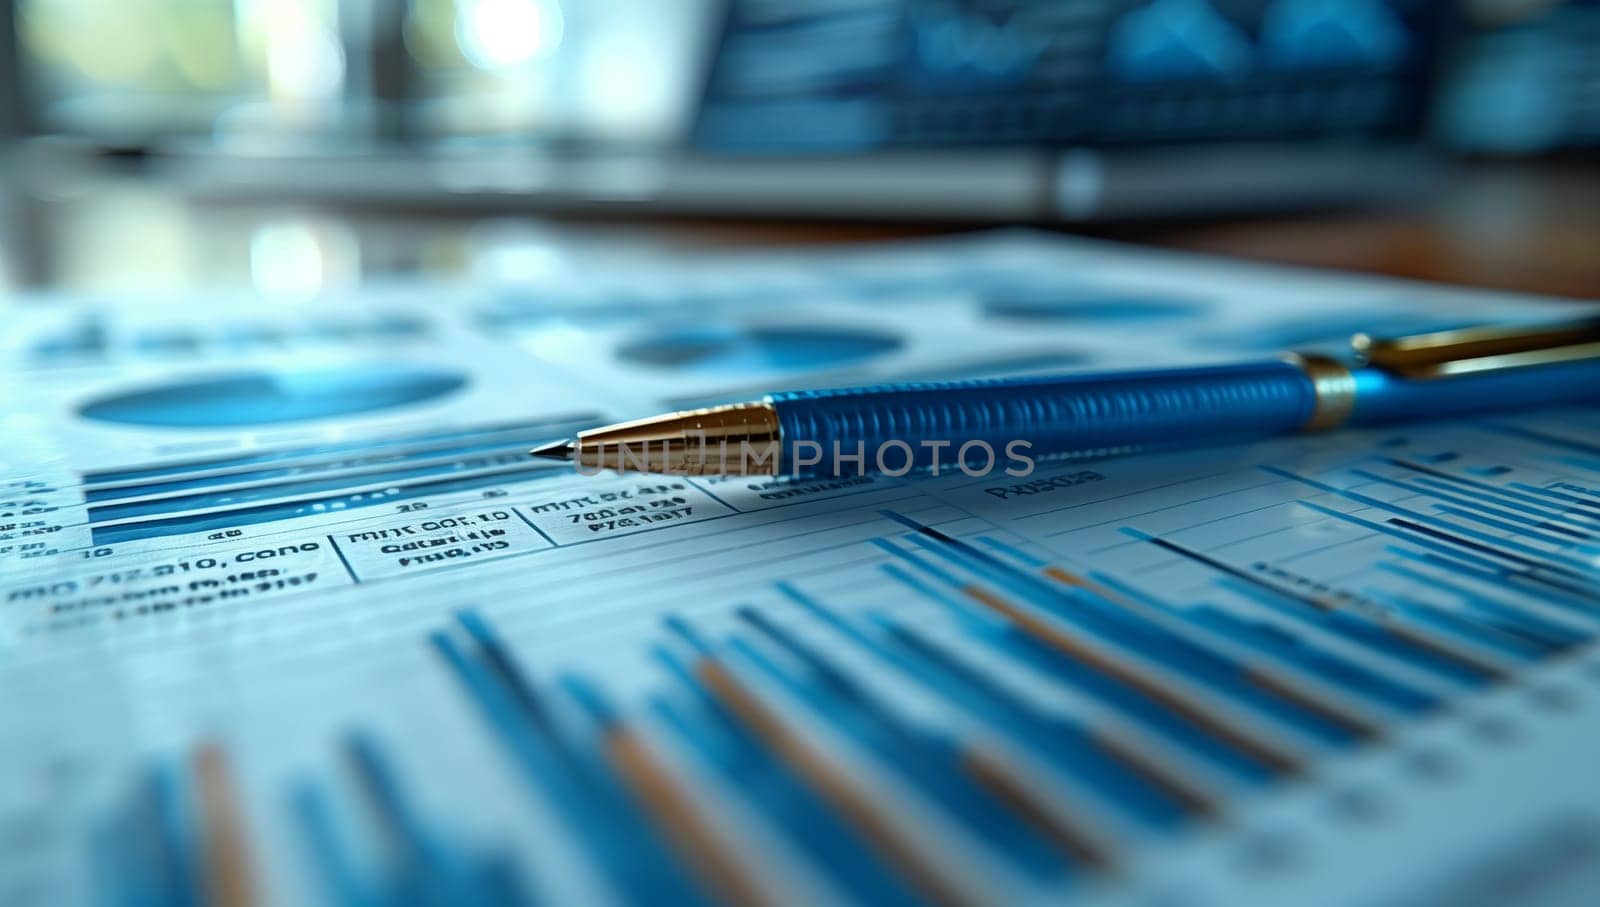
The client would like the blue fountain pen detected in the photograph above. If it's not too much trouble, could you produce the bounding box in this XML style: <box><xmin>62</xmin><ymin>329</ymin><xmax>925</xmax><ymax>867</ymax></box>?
<box><xmin>531</xmin><ymin>320</ymin><xmax>1600</xmax><ymax>478</ymax></box>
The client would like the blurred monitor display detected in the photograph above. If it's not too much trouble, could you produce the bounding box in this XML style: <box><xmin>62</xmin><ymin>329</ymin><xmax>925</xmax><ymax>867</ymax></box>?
<box><xmin>695</xmin><ymin>0</ymin><xmax>1448</xmax><ymax>152</ymax></box>
<box><xmin>1438</xmin><ymin>0</ymin><xmax>1600</xmax><ymax>153</ymax></box>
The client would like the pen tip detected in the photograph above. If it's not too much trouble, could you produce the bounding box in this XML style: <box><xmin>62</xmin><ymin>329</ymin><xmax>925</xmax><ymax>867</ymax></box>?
<box><xmin>530</xmin><ymin>440</ymin><xmax>576</xmax><ymax>462</ymax></box>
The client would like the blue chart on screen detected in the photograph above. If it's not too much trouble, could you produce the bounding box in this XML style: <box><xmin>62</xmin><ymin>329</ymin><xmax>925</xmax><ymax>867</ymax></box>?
<box><xmin>79</xmin><ymin>365</ymin><xmax>468</xmax><ymax>428</ymax></box>
<box><xmin>618</xmin><ymin>326</ymin><xmax>902</xmax><ymax>374</ymax></box>
<box><xmin>1108</xmin><ymin>0</ymin><xmax>1252</xmax><ymax>81</ymax></box>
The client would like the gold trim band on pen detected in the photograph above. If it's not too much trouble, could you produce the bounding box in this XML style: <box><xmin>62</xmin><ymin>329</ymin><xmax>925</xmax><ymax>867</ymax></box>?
<box><xmin>1285</xmin><ymin>353</ymin><xmax>1358</xmax><ymax>432</ymax></box>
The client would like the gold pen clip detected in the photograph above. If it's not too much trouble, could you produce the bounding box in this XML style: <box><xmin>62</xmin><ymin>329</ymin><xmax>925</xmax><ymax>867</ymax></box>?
<box><xmin>1352</xmin><ymin>318</ymin><xmax>1600</xmax><ymax>380</ymax></box>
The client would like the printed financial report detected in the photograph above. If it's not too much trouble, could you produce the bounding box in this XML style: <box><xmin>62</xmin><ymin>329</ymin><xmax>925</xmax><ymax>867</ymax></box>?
<box><xmin>4</xmin><ymin>233</ymin><xmax>1600</xmax><ymax>906</ymax></box>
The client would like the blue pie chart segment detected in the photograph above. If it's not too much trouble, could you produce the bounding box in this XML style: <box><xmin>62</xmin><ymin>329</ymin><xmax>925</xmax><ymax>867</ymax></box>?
<box><xmin>982</xmin><ymin>287</ymin><xmax>1205</xmax><ymax>322</ymax></box>
<box><xmin>619</xmin><ymin>326</ymin><xmax>903</xmax><ymax>375</ymax></box>
<box><xmin>79</xmin><ymin>366</ymin><xmax>469</xmax><ymax>428</ymax></box>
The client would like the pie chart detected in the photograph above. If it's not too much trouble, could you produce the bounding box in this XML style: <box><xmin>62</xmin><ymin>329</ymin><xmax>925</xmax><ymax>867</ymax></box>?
<box><xmin>618</xmin><ymin>326</ymin><xmax>902</xmax><ymax>375</ymax></box>
<box><xmin>79</xmin><ymin>365</ymin><xmax>469</xmax><ymax>428</ymax></box>
<box><xmin>983</xmin><ymin>285</ymin><xmax>1204</xmax><ymax>322</ymax></box>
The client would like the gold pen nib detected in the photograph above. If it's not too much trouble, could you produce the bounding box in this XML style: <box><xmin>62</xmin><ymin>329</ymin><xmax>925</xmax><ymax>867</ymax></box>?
<box><xmin>533</xmin><ymin>402</ymin><xmax>782</xmax><ymax>476</ymax></box>
<box><xmin>529</xmin><ymin>440</ymin><xmax>576</xmax><ymax>461</ymax></box>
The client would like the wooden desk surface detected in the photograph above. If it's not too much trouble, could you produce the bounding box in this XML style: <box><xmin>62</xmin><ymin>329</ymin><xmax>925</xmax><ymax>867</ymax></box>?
<box><xmin>662</xmin><ymin>158</ymin><xmax>1599</xmax><ymax>301</ymax></box>
<box><xmin>1115</xmin><ymin>158</ymin><xmax>1599</xmax><ymax>300</ymax></box>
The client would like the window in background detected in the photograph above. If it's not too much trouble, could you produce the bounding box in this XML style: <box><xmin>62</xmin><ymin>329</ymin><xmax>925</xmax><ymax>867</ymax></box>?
<box><xmin>18</xmin><ymin>0</ymin><xmax>349</xmax><ymax>139</ymax></box>
<box><xmin>402</xmin><ymin>0</ymin><xmax>714</xmax><ymax>143</ymax></box>
<box><xmin>12</xmin><ymin>0</ymin><xmax>714</xmax><ymax>146</ymax></box>
<box><xmin>402</xmin><ymin>0</ymin><xmax>567</xmax><ymax>136</ymax></box>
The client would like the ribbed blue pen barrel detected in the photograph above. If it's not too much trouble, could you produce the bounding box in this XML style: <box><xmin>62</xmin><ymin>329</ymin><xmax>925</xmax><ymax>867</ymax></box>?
<box><xmin>764</xmin><ymin>353</ymin><xmax>1600</xmax><ymax>477</ymax></box>
<box><xmin>768</xmin><ymin>360</ymin><xmax>1318</xmax><ymax>476</ymax></box>
<box><xmin>536</xmin><ymin>319</ymin><xmax>1600</xmax><ymax>479</ymax></box>
<box><xmin>537</xmin><ymin>321</ymin><xmax>1600</xmax><ymax>478</ymax></box>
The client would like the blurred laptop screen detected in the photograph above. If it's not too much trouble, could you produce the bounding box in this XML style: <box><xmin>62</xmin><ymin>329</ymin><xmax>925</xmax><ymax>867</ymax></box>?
<box><xmin>695</xmin><ymin>0</ymin><xmax>1446</xmax><ymax>152</ymax></box>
